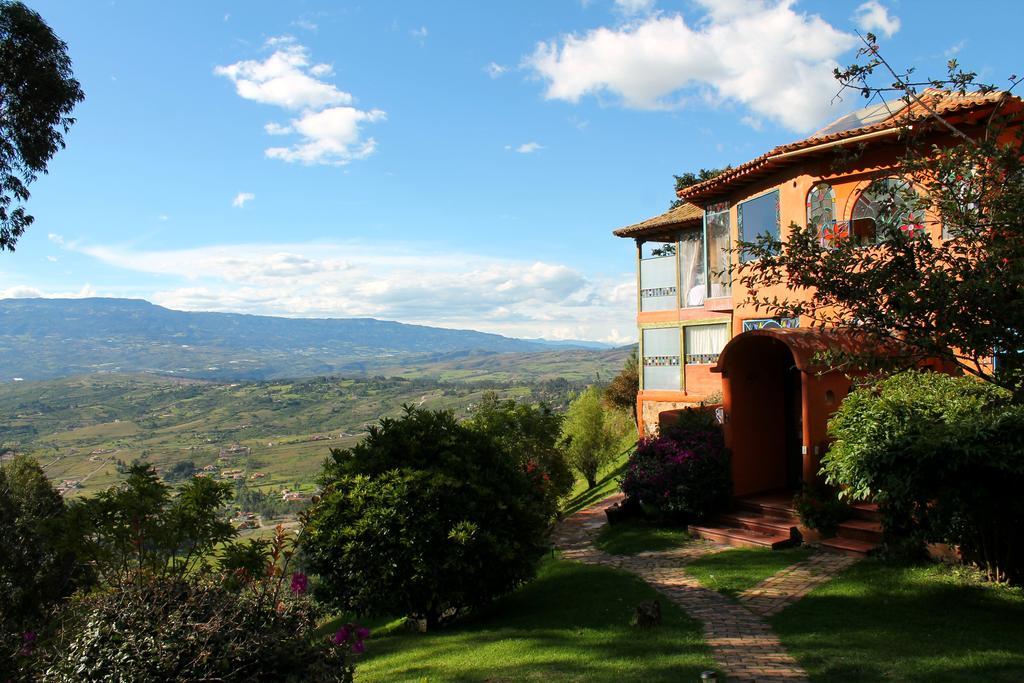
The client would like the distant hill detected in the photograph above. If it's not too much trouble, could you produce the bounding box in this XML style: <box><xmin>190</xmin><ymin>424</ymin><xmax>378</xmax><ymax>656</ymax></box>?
<box><xmin>0</xmin><ymin>297</ymin><xmax>616</xmax><ymax>381</ymax></box>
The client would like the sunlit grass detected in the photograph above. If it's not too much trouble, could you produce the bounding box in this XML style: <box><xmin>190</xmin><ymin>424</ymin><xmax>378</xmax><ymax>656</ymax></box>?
<box><xmin>594</xmin><ymin>520</ymin><xmax>690</xmax><ymax>556</ymax></box>
<box><xmin>353</xmin><ymin>557</ymin><xmax>714</xmax><ymax>682</ymax></box>
<box><xmin>686</xmin><ymin>546</ymin><xmax>813</xmax><ymax>598</ymax></box>
<box><xmin>772</xmin><ymin>561</ymin><xmax>1024</xmax><ymax>682</ymax></box>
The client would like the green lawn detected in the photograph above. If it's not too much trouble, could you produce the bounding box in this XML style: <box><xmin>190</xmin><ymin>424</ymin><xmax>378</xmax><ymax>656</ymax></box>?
<box><xmin>354</xmin><ymin>557</ymin><xmax>715</xmax><ymax>682</ymax></box>
<box><xmin>594</xmin><ymin>519</ymin><xmax>690</xmax><ymax>555</ymax></box>
<box><xmin>685</xmin><ymin>546</ymin><xmax>813</xmax><ymax>598</ymax></box>
<box><xmin>562</xmin><ymin>435</ymin><xmax>634</xmax><ymax>516</ymax></box>
<box><xmin>772</xmin><ymin>561</ymin><xmax>1024</xmax><ymax>682</ymax></box>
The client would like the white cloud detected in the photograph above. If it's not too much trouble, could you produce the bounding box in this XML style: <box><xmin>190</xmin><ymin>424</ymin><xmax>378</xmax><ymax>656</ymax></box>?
<box><xmin>410</xmin><ymin>26</ymin><xmax>428</xmax><ymax>40</ymax></box>
<box><xmin>524</xmin><ymin>0</ymin><xmax>859</xmax><ymax>132</ymax></box>
<box><xmin>214</xmin><ymin>36</ymin><xmax>351</xmax><ymax>110</ymax></box>
<box><xmin>512</xmin><ymin>142</ymin><xmax>544</xmax><ymax>154</ymax></box>
<box><xmin>265</xmin><ymin>106</ymin><xmax>386</xmax><ymax>165</ymax></box>
<box><xmin>50</xmin><ymin>239</ymin><xmax>635</xmax><ymax>342</ymax></box>
<box><xmin>486</xmin><ymin>62</ymin><xmax>508</xmax><ymax>79</ymax></box>
<box><xmin>232</xmin><ymin>192</ymin><xmax>255</xmax><ymax>208</ymax></box>
<box><xmin>0</xmin><ymin>284</ymin><xmax>97</xmax><ymax>300</ymax></box>
<box><xmin>944</xmin><ymin>40</ymin><xmax>965</xmax><ymax>58</ymax></box>
<box><xmin>293</xmin><ymin>18</ymin><xmax>318</xmax><ymax>32</ymax></box>
<box><xmin>614</xmin><ymin>0</ymin><xmax>656</xmax><ymax>15</ymax></box>
<box><xmin>216</xmin><ymin>37</ymin><xmax>386</xmax><ymax>165</ymax></box>
<box><xmin>854</xmin><ymin>1</ymin><xmax>901</xmax><ymax>39</ymax></box>
<box><xmin>46</xmin><ymin>255</ymin><xmax>58</xmax><ymax>262</ymax></box>
<box><xmin>158</xmin><ymin>214</ymin><xmax>169</xmax><ymax>222</ymax></box>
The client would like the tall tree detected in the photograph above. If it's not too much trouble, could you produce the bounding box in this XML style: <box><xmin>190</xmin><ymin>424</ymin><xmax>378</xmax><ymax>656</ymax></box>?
<box><xmin>0</xmin><ymin>1</ymin><xmax>84</xmax><ymax>251</ymax></box>
<box><xmin>604</xmin><ymin>346</ymin><xmax>639</xmax><ymax>423</ymax></box>
<box><xmin>670</xmin><ymin>167</ymin><xmax>729</xmax><ymax>209</ymax></box>
<box><xmin>737</xmin><ymin>36</ymin><xmax>1024</xmax><ymax>398</ymax></box>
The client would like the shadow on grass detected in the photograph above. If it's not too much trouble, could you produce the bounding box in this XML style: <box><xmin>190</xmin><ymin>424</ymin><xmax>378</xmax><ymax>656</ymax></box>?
<box><xmin>562</xmin><ymin>459</ymin><xmax>629</xmax><ymax>517</ymax></box>
<box><xmin>770</xmin><ymin>560</ymin><xmax>1024</xmax><ymax>682</ymax></box>
<box><xmin>686</xmin><ymin>546</ymin><xmax>813</xmax><ymax>598</ymax></box>
<box><xmin>355</xmin><ymin>558</ymin><xmax>715</xmax><ymax>682</ymax></box>
<box><xmin>594</xmin><ymin>519</ymin><xmax>690</xmax><ymax>556</ymax></box>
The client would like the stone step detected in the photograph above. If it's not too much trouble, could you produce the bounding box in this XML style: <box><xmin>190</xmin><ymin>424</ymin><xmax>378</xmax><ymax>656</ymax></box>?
<box><xmin>849</xmin><ymin>501</ymin><xmax>882</xmax><ymax>523</ymax></box>
<box><xmin>837</xmin><ymin>517</ymin><xmax>883</xmax><ymax>544</ymax></box>
<box><xmin>713</xmin><ymin>512</ymin><xmax>798</xmax><ymax>538</ymax></box>
<box><xmin>734</xmin><ymin>498</ymin><xmax>801</xmax><ymax>524</ymax></box>
<box><xmin>820</xmin><ymin>535</ymin><xmax>878</xmax><ymax>556</ymax></box>
<box><xmin>689</xmin><ymin>523</ymin><xmax>796</xmax><ymax>550</ymax></box>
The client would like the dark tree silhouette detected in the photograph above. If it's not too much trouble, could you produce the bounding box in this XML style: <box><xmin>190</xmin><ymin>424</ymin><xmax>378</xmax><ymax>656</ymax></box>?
<box><xmin>0</xmin><ymin>1</ymin><xmax>84</xmax><ymax>251</ymax></box>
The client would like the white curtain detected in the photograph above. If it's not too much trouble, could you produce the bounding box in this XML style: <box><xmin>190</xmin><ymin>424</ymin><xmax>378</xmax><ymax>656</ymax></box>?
<box><xmin>685</xmin><ymin>323</ymin><xmax>728</xmax><ymax>364</ymax></box>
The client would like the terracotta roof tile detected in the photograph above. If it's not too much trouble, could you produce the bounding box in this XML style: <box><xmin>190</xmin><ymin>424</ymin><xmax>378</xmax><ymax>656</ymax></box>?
<box><xmin>679</xmin><ymin>89</ymin><xmax>1017</xmax><ymax>203</ymax></box>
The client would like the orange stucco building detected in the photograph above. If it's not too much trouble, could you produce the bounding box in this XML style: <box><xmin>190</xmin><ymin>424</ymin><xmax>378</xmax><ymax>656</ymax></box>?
<box><xmin>615</xmin><ymin>90</ymin><xmax>1022</xmax><ymax>503</ymax></box>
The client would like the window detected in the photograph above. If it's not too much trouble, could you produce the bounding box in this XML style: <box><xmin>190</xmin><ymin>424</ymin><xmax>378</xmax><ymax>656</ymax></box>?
<box><xmin>704</xmin><ymin>203</ymin><xmax>731</xmax><ymax>298</ymax></box>
<box><xmin>642</xmin><ymin>327</ymin><xmax>681</xmax><ymax>390</ymax></box>
<box><xmin>850</xmin><ymin>178</ymin><xmax>925</xmax><ymax>245</ymax></box>
<box><xmin>639</xmin><ymin>239</ymin><xmax>677</xmax><ymax>312</ymax></box>
<box><xmin>807</xmin><ymin>183</ymin><xmax>846</xmax><ymax>248</ymax></box>
<box><xmin>737</xmin><ymin>190</ymin><xmax>780</xmax><ymax>262</ymax></box>
<box><xmin>742</xmin><ymin>317</ymin><xmax>800</xmax><ymax>332</ymax></box>
<box><xmin>679</xmin><ymin>229</ymin><xmax>705</xmax><ymax>307</ymax></box>
<box><xmin>684</xmin><ymin>323</ymin><xmax>728</xmax><ymax>365</ymax></box>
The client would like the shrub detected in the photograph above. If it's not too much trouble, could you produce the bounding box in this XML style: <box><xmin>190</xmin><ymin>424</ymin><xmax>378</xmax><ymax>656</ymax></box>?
<box><xmin>467</xmin><ymin>393</ymin><xmax>574</xmax><ymax>514</ymax></box>
<box><xmin>620</xmin><ymin>409</ymin><xmax>730</xmax><ymax>521</ymax></box>
<box><xmin>825</xmin><ymin>371</ymin><xmax>1024</xmax><ymax>582</ymax></box>
<box><xmin>792</xmin><ymin>483</ymin><xmax>849</xmax><ymax>535</ymax></box>
<box><xmin>0</xmin><ymin>456</ymin><xmax>87</xmax><ymax>679</ymax></box>
<box><xmin>562</xmin><ymin>386</ymin><xmax>630</xmax><ymax>488</ymax></box>
<box><xmin>35</xmin><ymin>530</ymin><xmax>361</xmax><ymax>682</ymax></box>
<box><xmin>301</xmin><ymin>406</ymin><xmax>551</xmax><ymax>628</ymax></box>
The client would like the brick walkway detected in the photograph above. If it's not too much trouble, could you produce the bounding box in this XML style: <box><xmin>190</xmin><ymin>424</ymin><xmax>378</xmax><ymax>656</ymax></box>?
<box><xmin>554</xmin><ymin>494</ymin><xmax>811</xmax><ymax>682</ymax></box>
<box><xmin>738</xmin><ymin>551</ymin><xmax>858</xmax><ymax>617</ymax></box>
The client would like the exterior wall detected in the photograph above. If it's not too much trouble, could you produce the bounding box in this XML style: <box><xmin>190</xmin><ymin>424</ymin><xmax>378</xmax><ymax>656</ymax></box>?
<box><xmin>638</xmin><ymin>398</ymin><xmax>701</xmax><ymax>436</ymax></box>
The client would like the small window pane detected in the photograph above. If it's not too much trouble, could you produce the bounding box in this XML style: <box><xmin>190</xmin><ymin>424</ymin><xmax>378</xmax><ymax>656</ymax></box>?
<box><xmin>642</xmin><ymin>327</ymin><xmax>681</xmax><ymax>390</ymax></box>
<box><xmin>742</xmin><ymin>317</ymin><xmax>800</xmax><ymax>332</ymax></box>
<box><xmin>737</xmin><ymin>190</ymin><xmax>780</xmax><ymax>262</ymax></box>
<box><xmin>851</xmin><ymin>178</ymin><xmax>925</xmax><ymax>245</ymax></box>
<box><xmin>808</xmin><ymin>183</ymin><xmax>844</xmax><ymax>248</ymax></box>
<box><xmin>679</xmin><ymin>230</ymin><xmax>705</xmax><ymax>307</ymax></box>
<box><xmin>685</xmin><ymin>323</ymin><xmax>728</xmax><ymax>365</ymax></box>
<box><xmin>705</xmin><ymin>203</ymin><xmax>731</xmax><ymax>298</ymax></box>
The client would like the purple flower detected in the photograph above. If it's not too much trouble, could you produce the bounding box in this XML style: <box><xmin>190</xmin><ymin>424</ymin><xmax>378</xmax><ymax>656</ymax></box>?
<box><xmin>18</xmin><ymin>631</ymin><xmax>36</xmax><ymax>657</ymax></box>
<box><xmin>333</xmin><ymin>625</ymin><xmax>351</xmax><ymax>645</ymax></box>
<box><xmin>290</xmin><ymin>572</ymin><xmax>309</xmax><ymax>595</ymax></box>
<box><xmin>356</xmin><ymin>626</ymin><xmax>371</xmax><ymax>640</ymax></box>
<box><xmin>351</xmin><ymin>640</ymin><xmax>366</xmax><ymax>654</ymax></box>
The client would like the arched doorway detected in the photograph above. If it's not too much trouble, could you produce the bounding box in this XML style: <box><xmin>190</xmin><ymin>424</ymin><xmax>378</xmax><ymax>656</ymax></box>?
<box><xmin>717</xmin><ymin>334</ymin><xmax>804</xmax><ymax>496</ymax></box>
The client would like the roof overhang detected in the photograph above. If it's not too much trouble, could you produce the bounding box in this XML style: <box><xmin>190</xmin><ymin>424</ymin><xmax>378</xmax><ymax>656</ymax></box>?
<box><xmin>612</xmin><ymin>202</ymin><xmax>703</xmax><ymax>240</ymax></box>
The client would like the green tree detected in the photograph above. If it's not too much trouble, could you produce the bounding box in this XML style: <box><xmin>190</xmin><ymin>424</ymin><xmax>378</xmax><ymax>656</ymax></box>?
<box><xmin>670</xmin><ymin>167</ymin><xmax>729</xmax><ymax>209</ymax></box>
<box><xmin>603</xmin><ymin>346</ymin><xmax>639</xmax><ymax>422</ymax></box>
<box><xmin>466</xmin><ymin>393</ymin><xmax>574</xmax><ymax>512</ymax></box>
<box><xmin>70</xmin><ymin>463</ymin><xmax>236</xmax><ymax>587</ymax></box>
<box><xmin>561</xmin><ymin>386</ymin><xmax>622</xmax><ymax>489</ymax></box>
<box><xmin>301</xmin><ymin>406</ymin><xmax>550</xmax><ymax>628</ymax></box>
<box><xmin>0</xmin><ymin>1</ymin><xmax>84</xmax><ymax>251</ymax></box>
<box><xmin>736</xmin><ymin>38</ymin><xmax>1024</xmax><ymax>398</ymax></box>
<box><xmin>0</xmin><ymin>456</ymin><xmax>82</xmax><ymax>675</ymax></box>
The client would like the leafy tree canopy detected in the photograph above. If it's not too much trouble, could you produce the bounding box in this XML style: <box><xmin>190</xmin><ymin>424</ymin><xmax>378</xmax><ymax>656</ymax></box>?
<box><xmin>671</xmin><ymin>168</ymin><xmax>729</xmax><ymax>209</ymax></box>
<box><xmin>0</xmin><ymin>1</ymin><xmax>84</xmax><ymax>251</ymax></box>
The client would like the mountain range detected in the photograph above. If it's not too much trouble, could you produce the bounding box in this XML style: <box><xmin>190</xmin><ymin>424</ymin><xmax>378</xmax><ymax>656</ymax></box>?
<box><xmin>0</xmin><ymin>297</ymin><xmax>618</xmax><ymax>381</ymax></box>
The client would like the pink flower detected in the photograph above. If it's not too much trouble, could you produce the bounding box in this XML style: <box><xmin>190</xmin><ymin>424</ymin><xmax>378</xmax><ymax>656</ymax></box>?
<box><xmin>333</xmin><ymin>625</ymin><xmax>351</xmax><ymax>645</ymax></box>
<box><xmin>290</xmin><ymin>572</ymin><xmax>309</xmax><ymax>595</ymax></box>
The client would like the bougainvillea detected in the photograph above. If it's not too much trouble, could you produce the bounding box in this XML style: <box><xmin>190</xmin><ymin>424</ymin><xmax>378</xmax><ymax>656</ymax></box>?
<box><xmin>620</xmin><ymin>412</ymin><xmax>730</xmax><ymax>521</ymax></box>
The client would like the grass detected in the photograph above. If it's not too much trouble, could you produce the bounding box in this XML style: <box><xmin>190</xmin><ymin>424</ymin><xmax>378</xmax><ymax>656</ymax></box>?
<box><xmin>771</xmin><ymin>561</ymin><xmax>1024</xmax><ymax>682</ymax></box>
<box><xmin>594</xmin><ymin>520</ymin><xmax>690</xmax><ymax>556</ymax></box>
<box><xmin>686</xmin><ymin>546</ymin><xmax>813</xmax><ymax>598</ymax></box>
<box><xmin>354</xmin><ymin>557</ymin><xmax>715</xmax><ymax>682</ymax></box>
<box><xmin>561</xmin><ymin>434</ymin><xmax>635</xmax><ymax>516</ymax></box>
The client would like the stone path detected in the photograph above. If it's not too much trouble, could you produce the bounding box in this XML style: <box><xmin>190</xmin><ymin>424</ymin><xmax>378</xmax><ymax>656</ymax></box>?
<box><xmin>738</xmin><ymin>551</ymin><xmax>858</xmax><ymax>618</ymax></box>
<box><xmin>553</xmin><ymin>494</ymin><xmax>853</xmax><ymax>682</ymax></box>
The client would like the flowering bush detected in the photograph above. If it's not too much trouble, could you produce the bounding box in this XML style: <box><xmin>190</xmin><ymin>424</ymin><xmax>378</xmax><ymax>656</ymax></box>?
<box><xmin>28</xmin><ymin>527</ymin><xmax>367</xmax><ymax>682</ymax></box>
<box><xmin>620</xmin><ymin>410</ymin><xmax>730</xmax><ymax>521</ymax></box>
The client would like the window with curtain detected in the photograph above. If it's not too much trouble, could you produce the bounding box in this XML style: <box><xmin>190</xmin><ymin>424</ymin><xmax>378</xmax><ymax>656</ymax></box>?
<box><xmin>679</xmin><ymin>229</ymin><xmax>705</xmax><ymax>307</ymax></box>
<box><xmin>642</xmin><ymin>326</ymin><xmax>681</xmax><ymax>390</ymax></box>
<box><xmin>684</xmin><ymin>323</ymin><xmax>729</xmax><ymax>365</ymax></box>
<box><xmin>639</xmin><ymin>240</ymin><xmax>678</xmax><ymax>311</ymax></box>
<box><xmin>737</xmin><ymin>190</ymin><xmax>780</xmax><ymax>262</ymax></box>
<box><xmin>705</xmin><ymin>203</ymin><xmax>731</xmax><ymax>298</ymax></box>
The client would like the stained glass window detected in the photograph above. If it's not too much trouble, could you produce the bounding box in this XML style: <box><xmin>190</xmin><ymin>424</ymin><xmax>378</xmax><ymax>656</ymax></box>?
<box><xmin>850</xmin><ymin>178</ymin><xmax>926</xmax><ymax>245</ymax></box>
<box><xmin>705</xmin><ymin>202</ymin><xmax>731</xmax><ymax>299</ymax></box>
<box><xmin>737</xmin><ymin>190</ymin><xmax>780</xmax><ymax>262</ymax></box>
<box><xmin>807</xmin><ymin>183</ymin><xmax>842</xmax><ymax>248</ymax></box>
<box><xmin>742</xmin><ymin>318</ymin><xmax>800</xmax><ymax>332</ymax></box>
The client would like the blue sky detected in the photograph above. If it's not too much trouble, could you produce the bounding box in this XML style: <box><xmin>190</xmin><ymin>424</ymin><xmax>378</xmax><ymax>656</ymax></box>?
<box><xmin>4</xmin><ymin>0</ymin><xmax>1020</xmax><ymax>342</ymax></box>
